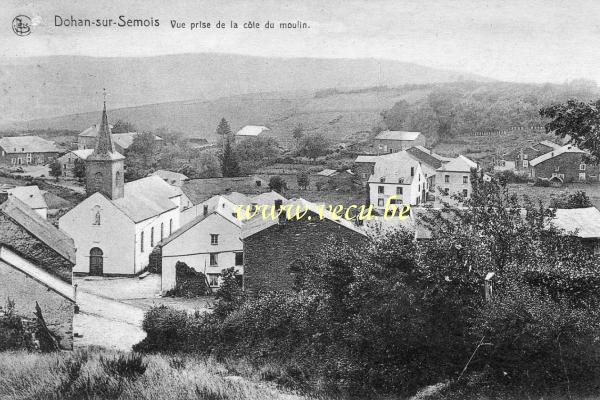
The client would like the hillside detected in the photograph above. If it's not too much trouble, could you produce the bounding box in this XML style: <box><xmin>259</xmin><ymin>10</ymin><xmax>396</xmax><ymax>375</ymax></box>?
<box><xmin>0</xmin><ymin>53</ymin><xmax>491</xmax><ymax>125</ymax></box>
<box><xmin>3</xmin><ymin>85</ymin><xmax>437</xmax><ymax>146</ymax></box>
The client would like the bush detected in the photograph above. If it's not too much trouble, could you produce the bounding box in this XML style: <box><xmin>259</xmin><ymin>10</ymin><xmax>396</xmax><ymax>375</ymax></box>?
<box><xmin>165</xmin><ymin>261</ymin><xmax>209</xmax><ymax>297</ymax></box>
<box><xmin>100</xmin><ymin>353</ymin><xmax>147</xmax><ymax>381</ymax></box>
<box><xmin>0</xmin><ymin>298</ymin><xmax>33</xmax><ymax>351</ymax></box>
<box><xmin>134</xmin><ymin>306</ymin><xmax>190</xmax><ymax>352</ymax></box>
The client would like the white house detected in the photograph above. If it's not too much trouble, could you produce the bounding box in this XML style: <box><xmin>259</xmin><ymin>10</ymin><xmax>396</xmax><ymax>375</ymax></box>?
<box><xmin>436</xmin><ymin>155</ymin><xmax>478</xmax><ymax>199</ymax></box>
<box><xmin>367</xmin><ymin>150</ymin><xmax>429</xmax><ymax>209</ymax></box>
<box><xmin>235</xmin><ymin>125</ymin><xmax>270</xmax><ymax>138</ymax></box>
<box><xmin>59</xmin><ymin>100</ymin><xmax>182</xmax><ymax>276</ymax></box>
<box><xmin>160</xmin><ymin>191</ymin><xmax>286</xmax><ymax>292</ymax></box>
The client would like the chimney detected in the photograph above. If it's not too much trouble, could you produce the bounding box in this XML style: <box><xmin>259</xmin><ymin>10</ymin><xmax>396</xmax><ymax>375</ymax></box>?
<box><xmin>203</xmin><ymin>204</ymin><xmax>209</xmax><ymax>216</ymax></box>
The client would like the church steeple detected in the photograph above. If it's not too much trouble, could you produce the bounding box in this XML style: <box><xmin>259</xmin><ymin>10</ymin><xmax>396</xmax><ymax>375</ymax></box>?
<box><xmin>85</xmin><ymin>91</ymin><xmax>125</xmax><ymax>200</ymax></box>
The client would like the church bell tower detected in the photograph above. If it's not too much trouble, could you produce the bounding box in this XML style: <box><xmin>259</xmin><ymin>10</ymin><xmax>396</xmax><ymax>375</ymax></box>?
<box><xmin>85</xmin><ymin>94</ymin><xmax>125</xmax><ymax>199</ymax></box>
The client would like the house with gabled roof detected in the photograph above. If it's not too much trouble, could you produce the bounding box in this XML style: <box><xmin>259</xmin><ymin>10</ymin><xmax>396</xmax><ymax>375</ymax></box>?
<box><xmin>529</xmin><ymin>144</ymin><xmax>598</xmax><ymax>183</ymax></box>
<box><xmin>436</xmin><ymin>155</ymin><xmax>478</xmax><ymax>199</ymax></box>
<box><xmin>0</xmin><ymin>136</ymin><xmax>63</xmax><ymax>166</ymax></box>
<box><xmin>160</xmin><ymin>191</ymin><xmax>287</xmax><ymax>292</ymax></box>
<box><xmin>78</xmin><ymin>126</ymin><xmax>163</xmax><ymax>154</ymax></box>
<box><xmin>373</xmin><ymin>130</ymin><xmax>426</xmax><ymax>154</ymax></box>
<box><xmin>0</xmin><ymin>194</ymin><xmax>75</xmax><ymax>349</ymax></box>
<box><xmin>59</xmin><ymin>100</ymin><xmax>182</xmax><ymax>276</ymax></box>
<box><xmin>241</xmin><ymin>198</ymin><xmax>367</xmax><ymax>294</ymax></box>
<box><xmin>235</xmin><ymin>125</ymin><xmax>270</xmax><ymax>139</ymax></box>
<box><xmin>3</xmin><ymin>185</ymin><xmax>49</xmax><ymax>219</ymax></box>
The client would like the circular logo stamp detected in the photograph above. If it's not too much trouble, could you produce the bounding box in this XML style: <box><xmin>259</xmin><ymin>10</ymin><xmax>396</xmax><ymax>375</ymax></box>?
<box><xmin>12</xmin><ymin>15</ymin><xmax>32</xmax><ymax>36</ymax></box>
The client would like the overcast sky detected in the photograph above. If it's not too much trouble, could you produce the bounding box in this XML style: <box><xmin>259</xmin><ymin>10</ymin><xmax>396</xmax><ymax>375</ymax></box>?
<box><xmin>2</xmin><ymin>0</ymin><xmax>600</xmax><ymax>83</ymax></box>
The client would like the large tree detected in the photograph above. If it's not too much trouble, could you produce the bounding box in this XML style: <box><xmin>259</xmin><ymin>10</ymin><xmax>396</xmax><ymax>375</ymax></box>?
<box><xmin>540</xmin><ymin>99</ymin><xmax>600</xmax><ymax>162</ymax></box>
<box><xmin>216</xmin><ymin>118</ymin><xmax>240</xmax><ymax>177</ymax></box>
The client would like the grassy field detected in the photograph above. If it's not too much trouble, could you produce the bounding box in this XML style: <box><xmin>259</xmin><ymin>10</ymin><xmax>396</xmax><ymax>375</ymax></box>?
<box><xmin>0</xmin><ymin>349</ymin><xmax>319</xmax><ymax>400</ymax></box>
<box><xmin>506</xmin><ymin>182</ymin><xmax>600</xmax><ymax>209</ymax></box>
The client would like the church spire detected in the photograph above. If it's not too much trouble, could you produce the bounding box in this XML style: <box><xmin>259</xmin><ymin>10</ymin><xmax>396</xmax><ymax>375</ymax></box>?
<box><xmin>93</xmin><ymin>89</ymin><xmax>115</xmax><ymax>156</ymax></box>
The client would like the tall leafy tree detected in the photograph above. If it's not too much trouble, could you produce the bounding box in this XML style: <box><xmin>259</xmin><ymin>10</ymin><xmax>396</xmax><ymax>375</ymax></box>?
<box><xmin>216</xmin><ymin>118</ymin><xmax>240</xmax><ymax>177</ymax></box>
<box><xmin>540</xmin><ymin>99</ymin><xmax>600</xmax><ymax>162</ymax></box>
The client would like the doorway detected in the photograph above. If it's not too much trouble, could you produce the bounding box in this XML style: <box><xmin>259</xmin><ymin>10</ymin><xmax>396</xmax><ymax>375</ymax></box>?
<box><xmin>89</xmin><ymin>247</ymin><xmax>103</xmax><ymax>276</ymax></box>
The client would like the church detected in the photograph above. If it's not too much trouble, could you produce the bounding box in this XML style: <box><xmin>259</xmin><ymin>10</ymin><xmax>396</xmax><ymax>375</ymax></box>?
<box><xmin>59</xmin><ymin>101</ymin><xmax>182</xmax><ymax>276</ymax></box>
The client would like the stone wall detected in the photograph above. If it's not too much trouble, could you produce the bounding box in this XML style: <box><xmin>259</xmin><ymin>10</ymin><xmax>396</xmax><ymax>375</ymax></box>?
<box><xmin>243</xmin><ymin>216</ymin><xmax>366</xmax><ymax>294</ymax></box>
<box><xmin>533</xmin><ymin>152</ymin><xmax>600</xmax><ymax>182</ymax></box>
<box><xmin>0</xmin><ymin>261</ymin><xmax>74</xmax><ymax>350</ymax></box>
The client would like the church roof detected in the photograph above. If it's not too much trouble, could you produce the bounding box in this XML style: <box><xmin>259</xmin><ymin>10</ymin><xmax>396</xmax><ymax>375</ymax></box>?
<box><xmin>111</xmin><ymin>176</ymin><xmax>182</xmax><ymax>223</ymax></box>
<box><xmin>87</xmin><ymin>101</ymin><xmax>125</xmax><ymax>161</ymax></box>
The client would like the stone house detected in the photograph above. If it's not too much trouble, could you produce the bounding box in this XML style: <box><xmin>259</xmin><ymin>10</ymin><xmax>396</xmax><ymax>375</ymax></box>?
<box><xmin>241</xmin><ymin>198</ymin><xmax>367</xmax><ymax>294</ymax></box>
<box><xmin>0</xmin><ymin>195</ymin><xmax>75</xmax><ymax>350</ymax></box>
<box><xmin>57</xmin><ymin>149</ymin><xmax>94</xmax><ymax>178</ymax></box>
<box><xmin>78</xmin><ymin>126</ymin><xmax>163</xmax><ymax>154</ymax></box>
<box><xmin>0</xmin><ymin>136</ymin><xmax>63</xmax><ymax>166</ymax></box>
<box><xmin>436</xmin><ymin>155</ymin><xmax>478</xmax><ymax>199</ymax></box>
<box><xmin>373</xmin><ymin>131</ymin><xmax>426</xmax><ymax>154</ymax></box>
<box><xmin>529</xmin><ymin>145</ymin><xmax>598</xmax><ymax>183</ymax></box>
<box><xmin>503</xmin><ymin>140</ymin><xmax>562</xmax><ymax>173</ymax></box>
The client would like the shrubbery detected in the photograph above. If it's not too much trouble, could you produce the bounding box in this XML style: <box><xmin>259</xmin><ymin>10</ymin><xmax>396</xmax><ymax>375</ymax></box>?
<box><xmin>136</xmin><ymin>171</ymin><xmax>600</xmax><ymax>397</ymax></box>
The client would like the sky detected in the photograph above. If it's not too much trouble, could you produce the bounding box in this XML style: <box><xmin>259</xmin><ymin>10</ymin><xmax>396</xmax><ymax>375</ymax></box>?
<box><xmin>2</xmin><ymin>0</ymin><xmax>600</xmax><ymax>83</ymax></box>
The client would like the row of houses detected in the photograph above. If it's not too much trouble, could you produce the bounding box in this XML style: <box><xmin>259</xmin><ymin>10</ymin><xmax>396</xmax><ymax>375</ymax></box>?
<box><xmin>355</xmin><ymin>146</ymin><xmax>478</xmax><ymax>210</ymax></box>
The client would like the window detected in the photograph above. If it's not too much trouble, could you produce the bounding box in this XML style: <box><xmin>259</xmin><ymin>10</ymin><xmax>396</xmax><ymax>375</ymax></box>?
<box><xmin>523</xmin><ymin>154</ymin><xmax>528</xmax><ymax>160</ymax></box>
<box><xmin>150</xmin><ymin>227</ymin><xmax>154</xmax><ymax>247</ymax></box>
<box><xmin>410</xmin><ymin>167</ymin><xmax>414</xmax><ymax>177</ymax></box>
<box><xmin>160</xmin><ymin>223</ymin><xmax>164</xmax><ymax>240</ymax></box>
<box><xmin>94</xmin><ymin>172</ymin><xmax>103</xmax><ymax>189</ymax></box>
<box><xmin>169</xmin><ymin>219</ymin><xmax>173</xmax><ymax>235</ymax></box>
<box><xmin>116</xmin><ymin>171</ymin><xmax>122</xmax><ymax>184</ymax></box>
<box><xmin>235</xmin><ymin>252</ymin><xmax>244</xmax><ymax>266</ymax></box>
<box><xmin>463</xmin><ymin>176</ymin><xmax>468</xmax><ymax>184</ymax></box>
<box><xmin>140</xmin><ymin>231</ymin><xmax>144</xmax><ymax>253</ymax></box>
<box><xmin>362</xmin><ymin>173</ymin><xmax>367</xmax><ymax>179</ymax></box>
<box><xmin>580</xmin><ymin>163</ymin><xmax>586</xmax><ymax>171</ymax></box>
<box><xmin>207</xmin><ymin>274</ymin><xmax>220</xmax><ymax>287</ymax></box>
<box><xmin>523</xmin><ymin>160</ymin><xmax>529</xmax><ymax>168</ymax></box>
<box><xmin>554</xmin><ymin>166</ymin><xmax>560</xmax><ymax>172</ymax></box>
<box><xmin>209</xmin><ymin>253</ymin><xmax>218</xmax><ymax>266</ymax></box>
<box><xmin>378</xmin><ymin>186</ymin><xmax>384</xmax><ymax>194</ymax></box>
<box><xmin>444</xmin><ymin>175</ymin><xmax>450</xmax><ymax>183</ymax></box>
<box><xmin>444</xmin><ymin>188</ymin><xmax>449</xmax><ymax>195</ymax></box>
<box><xmin>377</xmin><ymin>198</ymin><xmax>385</xmax><ymax>207</ymax></box>
<box><xmin>210</xmin><ymin>234</ymin><xmax>219</xmax><ymax>245</ymax></box>
<box><xmin>463</xmin><ymin>189</ymin><xmax>468</xmax><ymax>198</ymax></box>
<box><xmin>396</xmin><ymin>187</ymin><xmax>403</xmax><ymax>195</ymax></box>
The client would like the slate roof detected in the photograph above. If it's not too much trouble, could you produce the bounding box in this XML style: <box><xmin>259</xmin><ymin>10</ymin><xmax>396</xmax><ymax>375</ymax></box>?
<box><xmin>406</xmin><ymin>146</ymin><xmax>446</xmax><ymax>169</ymax></box>
<box><xmin>182</xmin><ymin>176</ymin><xmax>269</xmax><ymax>204</ymax></box>
<box><xmin>70</xmin><ymin>149</ymin><xmax>95</xmax><ymax>160</ymax></box>
<box><xmin>0</xmin><ymin>136</ymin><xmax>62</xmax><ymax>154</ymax></box>
<box><xmin>152</xmin><ymin>170</ymin><xmax>189</xmax><ymax>185</ymax></box>
<box><xmin>111</xmin><ymin>176</ymin><xmax>182</xmax><ymax>223</ymax></box>
<box><xmin>317</xmin><ymin>169</ymin><xmax>337</xmax><ymax>177</ymax></box>
<box><xmin>7</xmin><ymin>186</ymin><xmax>48</xmax><ymax>210</ymax></box>
<box><xmin>553</xmin><ymin>207</ymin><xmax>600</xmax><ymax>238</ymax></box>
<box><xmin>236</xmin><ymin>125</ymin><xmax>270</xmax><ymax>137</ymax></box>
<box><xmin>240</xmin><ymin>198</ymin><xmax>366</xmax><ymax>239</ymax></box>
<box><xmin>529</xmin><ymin>145</ymin><xmax>586</xmax><ymax>166</ymax></box>
<box><xmin>375</xmin><ymin>131</ymin><xmax>421</xmax><ymax>141</ymax></box>
<box><xmin>355</xmin><ymin>155</ymin><xmax>380</xmax><ymax>163</ymax></box>
<box><xmin>0</xmin><ymin>196</ymin><xmax>75</xmax><ymax>264</ymax></box>
<box><xmin>437</xmin><ymin>155</ymin><xmax>478</xmax><ymax>172</ymax></box>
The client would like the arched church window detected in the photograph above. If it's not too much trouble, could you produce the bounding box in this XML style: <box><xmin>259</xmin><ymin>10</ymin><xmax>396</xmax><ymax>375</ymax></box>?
<box><xmin>94</xmin><ymin>172</ymin><xmax>103</xmax><ymax>189</ymax></box>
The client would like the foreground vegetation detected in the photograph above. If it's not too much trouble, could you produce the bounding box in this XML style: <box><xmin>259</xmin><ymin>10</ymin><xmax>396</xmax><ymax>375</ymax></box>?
<box><xmin>0</xmin><ymin>349</ymin><xmax>315</xmax><ymax>400</ymax></box>
<box><xmin>133</xmin><ymin>173</ymin><xmax>600</xmax><ymax>399</ymax></box>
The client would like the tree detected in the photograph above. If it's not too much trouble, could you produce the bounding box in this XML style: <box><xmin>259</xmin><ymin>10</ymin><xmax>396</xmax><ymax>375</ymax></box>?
<box><xmin>297</xmin><ymin>133</ymin><xmax>331</xmax><ymax>160</ymax></box>
<box><xmin>268</xmin><ymin>175</ymin><xmax>286</xmax><ymax>193</ymax></box>
<box><xmin>540</xmin><ymin>99</ymin><xmax>600</xmax><ymax>162</ymax></box>
<box><xmin>233</xmin><ymin>137</ymin><xmax>280</xmax><ymax>174</ymax></box>
<box><xmin>49</xmin><ymin>160</ymin><xmax>62</xmax><ymax>181</ymax></box>
<box><xmin>73</xmin><ymin>158</ymin><xmax>86</xmax><ymax>181</ymax></box>
<box><xmin>549</xmin><ymin>190</ymin><xmax>592</xmax><ymax>209</ymax></box>
<box><xmin>216</xmin><ymin>119</ymin><xmax>240</xmax><ymax>177</ymax></box>
<box><xmin>125</xmin><ymin>132</ymin><xmax>158</xmax><ymax>181</ymax></box>
<box><xmin>297</xmin><ymin>171</ymin><xmax>309</xmax><ymax>190</ymax></box>
<box><xmin>112</xmin><ymin>120</ymin><xmax>136</xmax><ymax>133</ymax></box>
<box><xmin>292</xmin><ymin>124</ymin><xmax>305</xmax><ymax>144</ymax></box>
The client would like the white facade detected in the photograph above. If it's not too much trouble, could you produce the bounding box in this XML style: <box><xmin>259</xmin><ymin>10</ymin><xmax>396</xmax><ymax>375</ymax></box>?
<box><xmin>59</xmin><ymin>184</ymin><xmax>182</xmax><ymax>275</ymax></box>
<box><xmin>161</xmin><ymin>211</ymin><xmax>243</xmax><ymax>293</ymax></box>
<box><xmin>436</xmin><ymin>155</ymin><xmax>478</xmax><ymax>199</ymax></box>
